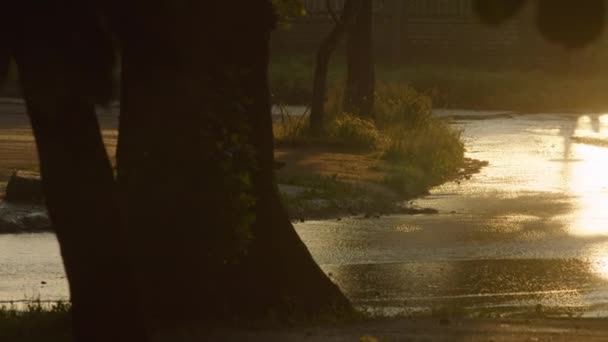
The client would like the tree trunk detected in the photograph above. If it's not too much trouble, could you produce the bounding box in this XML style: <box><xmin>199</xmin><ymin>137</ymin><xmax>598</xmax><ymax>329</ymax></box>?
<box><xmin>344</xmin><ymin>0</ymin><xmax>375</xmax><ymax>119</ymax></box>
<box><xmin>310</xmin><ymin>0</ymin><xmax>362</xmax><ymax>136</ymax></box>
<box><xmin>114</xmin><ymin>0</ymin><xmax>351</xmax><ymax>332</ymax></box>
<box><xmin>10</xmin><ymin>2</ymin><xmax>147</xmax><ymax>341</ymax></box>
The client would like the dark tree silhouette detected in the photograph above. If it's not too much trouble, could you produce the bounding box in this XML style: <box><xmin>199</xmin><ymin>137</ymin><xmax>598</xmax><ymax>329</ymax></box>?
<box><xmin>110</xmin><ymin>0</ymin><xmax>352</xmax><ymax>329</ymax></box>
<box><xmin>344</xmin><ymin>0</ymin><xmax>375</xmax><ymax>119</ymax></box>
<box><xmin>5</xmin><ymin>1</ymin><xmax>146</xmax><ymax>341</ymax></box>
<box><xmin>3</xmin><ymin>0</ymin><xmax>350</xmax><ymax>339</ymax></box>
<box><xmin>107</xmin><ymin>0</ymin><xmax>352</xmax><ymax>332</ymax></box>
<box><xmin>310</xmin><ymin>0</ymin><xmax>361</xmax><ymax>135</ymax></box>
<box><xmin>536</xmin><ymin>0</ymin><xmax>605</xmax><ymax>49</ymax></box>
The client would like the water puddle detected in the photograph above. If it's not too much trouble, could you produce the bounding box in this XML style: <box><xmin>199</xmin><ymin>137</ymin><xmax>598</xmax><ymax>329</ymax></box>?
<box><xmin>0</xmin><ymin>233</ymin><xmax>66</xmax><ymax>302</ymax></box>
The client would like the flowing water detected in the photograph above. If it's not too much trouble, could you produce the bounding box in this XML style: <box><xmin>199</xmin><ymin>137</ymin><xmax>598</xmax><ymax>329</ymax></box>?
<box><xmin>4</xmin><ymin>111</ymin><xmax>608</xmax><ymax>316</ymax></box>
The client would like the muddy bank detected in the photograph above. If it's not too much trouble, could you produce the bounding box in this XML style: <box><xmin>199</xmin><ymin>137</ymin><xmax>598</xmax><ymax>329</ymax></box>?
<box><xmin>0</xmin><ymin>156</ymin><xmax>486</xmax><ymax>232</ymax></box>
<box><xmin>0</xmin><ymin>101</ymin><xmax>476</xmax><ymax>230</ymax></box>
<box><xmin>281</xmin><ymin>157</ymin><xmax>487</xmax><ymax>221</ymax></box>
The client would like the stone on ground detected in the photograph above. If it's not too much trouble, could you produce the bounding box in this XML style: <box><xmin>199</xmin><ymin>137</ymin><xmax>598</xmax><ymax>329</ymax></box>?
<box><xmin>5</xmin><ymin>170</ymin><xmax>43</xmax><ymax>203</ymax></box>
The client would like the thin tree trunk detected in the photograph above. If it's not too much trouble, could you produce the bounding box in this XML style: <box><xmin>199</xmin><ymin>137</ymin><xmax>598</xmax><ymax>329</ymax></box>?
<box><xmin>344</xmin><ymin>0</ymin><xmax>375</xmax><ymax>119</ymax></box>
<box><xmin>10</xmin><ymin>2</ymin><xmax>147</xmax><ymax>341</ymax></box>
<box><xmin>310</xmin><ymin>0</ymin><xmax>362</xmax><ymax>136</ymax></box>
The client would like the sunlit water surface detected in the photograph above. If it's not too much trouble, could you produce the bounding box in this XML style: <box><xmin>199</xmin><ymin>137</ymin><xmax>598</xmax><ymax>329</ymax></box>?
<box><xmin>298</xmin><ymin>111</ymin><xmax>608</xmax><ymax>317</ymax></box>
<box><xmin>5</xmin><ymin>111</ymin><xmax>608</xmax><ymax>316</ymax></box>
<box><xmin>0</xmin><ymin>233</ymin><xmax>66</xmax><ymax>304</ymax></box>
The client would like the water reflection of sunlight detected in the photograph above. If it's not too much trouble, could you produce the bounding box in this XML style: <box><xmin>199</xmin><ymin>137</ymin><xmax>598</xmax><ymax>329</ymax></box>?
<box><xmin>566</xmin><ymin>115</ymin><xmax>608</xmax><ymax>237</ymax></box>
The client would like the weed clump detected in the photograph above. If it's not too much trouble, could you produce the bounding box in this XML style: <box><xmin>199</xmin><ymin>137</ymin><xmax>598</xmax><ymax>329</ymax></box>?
<box><xmin>0</xmin><ymin>301</ymin><xmax>71</xmax><ymax>342</ymax></box>
<box><xmin>374</xmin><ymin>84</ymin><xmax>465</xmax><ymax>193</ymax></box>
<box><xmin>327</xmin><ymin>113</ymin><xmax>381</xmax><ymax>150</ymax></box>
<box><xmin>275</xmin><ymin>81</ymin><xmax>465</xmax><ymax>196</ymax></box>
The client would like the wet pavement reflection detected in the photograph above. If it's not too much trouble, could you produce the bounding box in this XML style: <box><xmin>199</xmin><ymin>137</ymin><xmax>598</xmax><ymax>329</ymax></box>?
<box><xmin>296</xmin><ymin>111</ymin><xmax>608</xmax><ymax>317</ymax></box>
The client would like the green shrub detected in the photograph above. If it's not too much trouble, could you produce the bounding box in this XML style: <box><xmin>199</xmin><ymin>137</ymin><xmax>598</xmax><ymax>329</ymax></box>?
<box><xmin>374</xmin><ymin>83</ymin><xmax>433</xmax><ymax>130</ymax></box>
<box><xmin>327</xmin><ymin>113</ymin><xmax>382</xmax><ymax>150</ymax></box>
<box><xmin>274</xmin><ymin>98</ymin><xmax>382</xmax><ymax>150</ymax></box>
<box><xmin>382</xmin><ymin>119</ymin><xmax>464</xmax><ymax>193</ymax></box>
<box><xmin>274</xmin><ymin>104</ymin><xmax>311</xmax><ymax>141</ymax></box>
<box><xmin>276</xmin><ymin>79</ymin><xmax>465</xmax><ymax>195</ymax></box>
<box><xmin>372</xmin><ymin>83</ymin><xmax>465</xmax><ymax>194</ymax></box>
<box><xmin>324</xmin><ymin>82</ymin><xmax>465</xmax><ymax>189</ymax></box>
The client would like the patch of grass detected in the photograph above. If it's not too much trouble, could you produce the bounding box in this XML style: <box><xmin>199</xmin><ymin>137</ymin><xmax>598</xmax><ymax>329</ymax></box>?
<box><xmin>274</xmin><ymin>105</ymin><xmax>381</xmax><ymax>151</ymax></box>
<box><xmin>275</xmin><ymin>81</ymin><xmax>466</xmax><ymax>199</ymax></box>
<box><xmin>327</xmin><ymin>114</ymin><xmax>382</xmax><ymax>150</ymax></box>
<box><xmin>279</xmin><ymin>174</ymin><xmax>399</xmax><ymax>220</ymax></box>
<box><xmin>328</xmin><ymin>82</ymin><xmax>465</xmax><ymax>195</ymax></box>
<box><xmin>0</xmin><ymin>301</ymin><xmax>72</xmax><ymax>342</ymax></box>
<box><xmin>273</xmin><ymin>104</ymin><xmax>311</xmax><ymax>142</ymax></box>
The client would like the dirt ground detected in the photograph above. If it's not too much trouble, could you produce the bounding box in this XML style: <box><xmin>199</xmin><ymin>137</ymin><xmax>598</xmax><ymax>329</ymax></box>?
<box><xmin>275</xmin><ymin>147</ymin><xmax>385</xmax><ymax>183</ymax></box>
<box><xmin>0</xmin><ymin>100</ymin><xmax>118</xmax><ymax>186</ymax></box>
<box><xmin>0</xmin><ymin>100</ymin><xmax>390</xmax><ymax>193</ymax></box>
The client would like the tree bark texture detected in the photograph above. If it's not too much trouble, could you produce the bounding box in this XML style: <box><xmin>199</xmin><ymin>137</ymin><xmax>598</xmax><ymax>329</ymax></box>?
<box><xmin>114</xmin><ymin>0</ymin><xmax>351</xmax><ymax>331</ymax></box>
